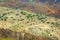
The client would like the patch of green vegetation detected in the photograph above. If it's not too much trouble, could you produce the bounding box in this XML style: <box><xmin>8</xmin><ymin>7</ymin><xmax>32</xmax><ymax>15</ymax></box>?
<box><xmin>10</xmin><ymin>16</ymin><xmax>13</xmax><ymax>18</ymax></box>
<box><xmin>32</xmin><ymin>14</ymin><xmax>35</xmax><ymax>17</ymax></box>
<box><xmin>3</xmin><ymin>17</ymin><xmax>8</xmax><ymax>21</ymax></box>
<box><xmin>0</xmin><ymin>15</ymin><xmax>2</xmax><ymax>18</ymax></box>
<box><xmin>0</xmin><ymin>38</ymin><xmax>12</xmax><ymax>40</ymax></box>
<box><xmin>26</xmin><ymin>14</ymin><xmax>32</xmax><ymax>19</ymax></box>
<box><xmin>16</xmin><ymin>14</ymin><xmax>19</xmax><ymax>16</ymax></box>
<box><xmin>6</xmin><ymin>9</ymin><xmax>9</xmax><ymax>11</ymax></box>
<box><xmin>50</xmin><ymin>34</ymin><xmax>52</xmax><ymax>36</ymax></box>
<box><xmin>10</xmin><ymin>11</ymin><xmax>13</xmax><ymax>13</ymax></box>
<box><xmin>3</xmin><ymin>13</ymin><xmax>7</xmax><ymax>16</ymax></box>
<box><xmin>51</xmin><ymin>22</ymin><xmax>54</xmax><ymax>25</ymax></box>
<box><xmin>7</xmin><ymin>12</ymin><xmax>10</xmax><ymax>14</ymax></box>
<box><xmin>51</xmin><ymin>22</ymin><xmax>60</xmax><ymax>28</ymax></box>
<box><xmin>47</xmin><ymin>22</ymin><xmax>50</xmax><ymax>24</ymax></box>
<box><xmin>37</xmin><ymin>14</ymin><xmax>47</xmax><ymax>21</ymax></box>
<box><xmin>13</xmin><ymin>18</ymin><xmax>16</xmax><ymax>20</ymax></box>
<box><xmin>42</xmin><ymin>32</ymin><xmax>48</xmax><ymax>37</ymax></box>
<box><xmin>1</xmin><ymin>13</ymin><xmax>7</xmax><ymax>17</ymax></box>
<box><xmin>36</xmin><ymin>14</ymin><xmax>39</xmax><ymax>16</ymax></box>
<box><xmin>39</xmin><ymin>28</ymin><xmax>42</xmax><ymax>30</ymax></box>
<box><xmin>19</xmin><ymin>18</ymin><xmax>24</xmax><ymax>21</ymax></box>
<box><xmin>21</xmin><ymin>11</ymin><xmax>26</xmax><ymax>15</ymax></box>
<box><xmin>26</xmin><ymin>21</ymin><xmax>29</xmax><ymax>23</ymax></box>
<box><xmin>41</xmin><ymin>19</ymin><xmax>46</xmax><ymax>23</ymax></box>
<box><xmin>55</xmin><ymin>18</ymin><xmax>58</xmax><ymax>21</ymax></box>
<box><xmin>46</xmin><ymin>29</ymin><xmax>50</xmax><ymax>34</ymax></box>
<box><xmin>54</xmin><ymin>22</ymin><xmax>60</xmax><ymax>28</ymax></box>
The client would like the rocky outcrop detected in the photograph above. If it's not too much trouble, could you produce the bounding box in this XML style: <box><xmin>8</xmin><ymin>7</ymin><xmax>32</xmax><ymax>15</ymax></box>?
<box><xmin>0</xmin><ymin>28</ymin><xmax>55</xmax><ymax>40</ymax></box>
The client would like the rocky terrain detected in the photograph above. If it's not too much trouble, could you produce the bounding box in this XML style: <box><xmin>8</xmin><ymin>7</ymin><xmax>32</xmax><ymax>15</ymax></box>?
<box><xmin>0</xmin><ymin>7</ymin><xmax>60</xmax><ymax>40</ymax></box>
<box><xmin>0</xmin><ymin>0</ymin><xmax>60</xmax><ymax>18</ymax></box>
<box><xmin>0</xmin><ymin>0</ymin><xmax>60</xmax><ymax>40</ymax></box>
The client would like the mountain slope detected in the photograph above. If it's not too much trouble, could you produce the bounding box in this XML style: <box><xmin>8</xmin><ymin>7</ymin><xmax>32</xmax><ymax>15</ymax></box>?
<box><xmin>0</xmin><ymin>0</ymin><xmax>60</xmax><ymax>18</ymax></box>
<box><xmin>0</xmin><ymin>7</ymin><xmax>60</xmax><ymax>40</ymax></box>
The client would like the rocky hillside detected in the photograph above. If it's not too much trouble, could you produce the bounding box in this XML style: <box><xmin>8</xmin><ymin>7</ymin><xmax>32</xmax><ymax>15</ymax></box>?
<box><xmin>0</xmin><ymin>0</ymin><xmax>60</xmax><ymax>18</ymax></box>
<box><xmin>0</xmin><ymin>7</ymin><xmax>60</xmax><ymax>40</ymax></box>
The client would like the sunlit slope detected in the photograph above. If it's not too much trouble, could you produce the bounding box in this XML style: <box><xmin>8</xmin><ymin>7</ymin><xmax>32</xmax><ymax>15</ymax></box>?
<box><xmin>0</xmin><ymin>7</ymin><xmax>60</xmax><ymax>40</ymax></box>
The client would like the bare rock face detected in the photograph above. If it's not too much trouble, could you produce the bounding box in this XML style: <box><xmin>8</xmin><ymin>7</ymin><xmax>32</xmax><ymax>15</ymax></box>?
<box><xmin>0</xmin><ymin>28</ymin><xmax>13</xmax><ymax>38</ymax></box>
<box><xmin>0</xmin><ymin>28</ymin><xmax>22</xmax><ymax>40</ymax></box>
<box><xmin>0</xmin><ymin>28</ymin><xmax>58</xmax><ymax>40</ymax></box>
<box><xmin>24</xmin><ymin>33</ymin><xmax>53</xmax><ymax>40</ymax></box>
